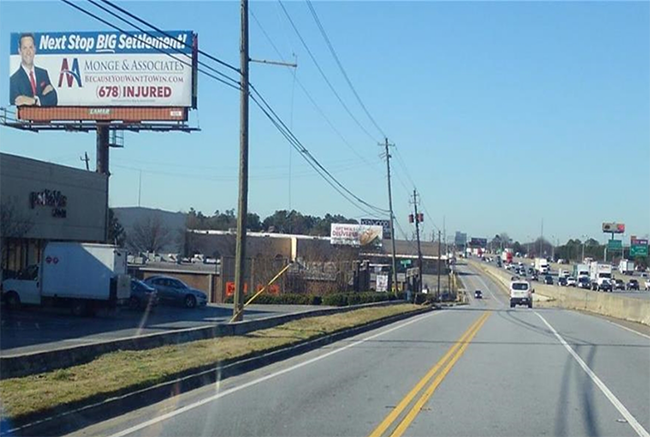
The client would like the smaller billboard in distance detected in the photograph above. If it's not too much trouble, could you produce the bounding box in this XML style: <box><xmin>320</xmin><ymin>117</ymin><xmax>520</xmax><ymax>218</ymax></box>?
<box><xmin>330</xmin><ymin>224</ymin><xmax>383</xmax><ymax>247</ymax></box>
<box><xmin>360</xmin><ymin>218</ymin><xmax>391</xmax><ymax>239</ymax></box>
<box><xmin>602</xmin><ymin>223</ymin><xmax>625</xmax><ymax>234</ymax></box>
<box><xmin>469</xmin><ymin>237</ymin><xmax>488</xmax><ymax>248</ymax></box>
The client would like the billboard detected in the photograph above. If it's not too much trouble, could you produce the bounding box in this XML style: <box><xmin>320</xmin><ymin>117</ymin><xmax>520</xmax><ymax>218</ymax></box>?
<box><xmin>469</xmin><ymin>237</ymin><xmax>488</xmax><ymax>248</ymax></box>
<box><xmin>360</xmin><ymin>218</ymin><xmax>391</xmax><ymax>239</ymax></box>
<box><xmin>602</xmin><ymin>222</ymin><xmax>625</xmax><ymax>234</ymax></box>
<box><xmin>330</xmin><ymin>224</ymin><xmax>383</xmax><ymax>247</ymax></box>
<box><xmin>9</xmin><ymin>31</ymin><xmax>195</xmax><ymax>112</ymax></box>
<box><xmin>454</xmin><ymin>232</ymin><xmax>467</xmax><ymax>246</ymax></box>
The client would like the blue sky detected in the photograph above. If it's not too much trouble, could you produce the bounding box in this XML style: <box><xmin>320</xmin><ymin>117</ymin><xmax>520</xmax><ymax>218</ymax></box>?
<box><xmin>1</xmin><ymin>1</ymin><xmax>648</xmax><ymax>245</ymax></box>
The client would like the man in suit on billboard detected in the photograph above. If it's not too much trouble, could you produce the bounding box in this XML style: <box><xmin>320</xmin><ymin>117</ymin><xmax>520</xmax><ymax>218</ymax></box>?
<box><xmin>10</xmin><ymin>33</ymin><xmax>57</xmax><ymax>107</ymax></box>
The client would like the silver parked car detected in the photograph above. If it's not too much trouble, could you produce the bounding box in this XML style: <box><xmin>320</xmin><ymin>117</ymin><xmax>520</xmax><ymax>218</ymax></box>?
<box><xmin>144</xmin><ymin>275</ymin><xmax>208</xmax><ymax>308</ymax></box>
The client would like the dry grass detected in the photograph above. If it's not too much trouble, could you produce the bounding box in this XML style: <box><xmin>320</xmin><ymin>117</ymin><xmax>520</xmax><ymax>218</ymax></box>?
<box><xmin>0</xmin><ymin>304</ymin><xmax>421</xmax><ymax>421</ymax></box>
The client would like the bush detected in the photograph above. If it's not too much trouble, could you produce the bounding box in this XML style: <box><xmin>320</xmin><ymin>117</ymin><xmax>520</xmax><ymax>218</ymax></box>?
<box><xmin>321</xmin><ymin>292</ymin><xmax>394</xmax><ymax>307</ymax></box>
<box><xmin>223</xmin><ymin>293</ymin><xmax>321</xmax><ymax>305</ymax></box>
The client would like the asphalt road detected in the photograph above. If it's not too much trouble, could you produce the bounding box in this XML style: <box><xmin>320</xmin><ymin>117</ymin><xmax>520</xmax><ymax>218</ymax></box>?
<box><xmin>67</xmin><ymin>263</ymin><xmax>650</xmax><ymax>437</ymax></box>
<box><xmin>0</xmin><ymin>304</ymin><xmax>324</xmax><ymax>356</ymax></box>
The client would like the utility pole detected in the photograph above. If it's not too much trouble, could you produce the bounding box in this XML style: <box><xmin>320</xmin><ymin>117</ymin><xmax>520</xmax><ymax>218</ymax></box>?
<box><xmin>380</xmin><ymin>138</ymin><xmax>398</xmax><ymax>295</ymax></box>
<box><xmin>411</xmin><ymin>190</ymin><xmax>423</xmax><ymax>293</ymax></box>
<box><xmin>437</xmin><ymin>230</ymin><xmax>442</xmax><ymax>296</ymax></box>
<box><xmin>138</xmin><ymin>170</ymin><xmax>142</xmax><ymax>207</ymax></box>
<box><xmin>539</xmin><ymin>219</ymin><xmax>544</xmax><ymax>257</ymax></box>
<box><xmin>80</xmin><ymin>152</ymin><xmax>90</xmax><ymax>171</ymax></box>
<box><xmin>233</xmin><ymin>0</ymin><xmax>249</xmax><ymax>322</ymax></box>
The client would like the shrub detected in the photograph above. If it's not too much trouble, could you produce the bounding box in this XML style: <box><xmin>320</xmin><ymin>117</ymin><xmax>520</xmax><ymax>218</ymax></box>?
<box><xmin>224</xmin><ymin>293</ymin><xmax>321</xmax><ymax>305</ymax></box>
<box><xmin>322</xmin><ymin>292</ymin><xmax>394</xmax><ymax>307</ymax></box>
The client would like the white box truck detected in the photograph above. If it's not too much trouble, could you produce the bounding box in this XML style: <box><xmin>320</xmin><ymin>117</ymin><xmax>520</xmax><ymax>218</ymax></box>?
<box><xmin>618</xmin><ymin>260</ymin><xmax>635</xmax><ymax>275</ymax></box>
<box><xmin>589</xmin><ymin>261</ymin><xmax>612</xmax><ymax>291</ymax></box>
<box><xmin>534</xmin><ymin>258</ymin><xmax>549</xmax><ymax>275</ymax></box>
<box><xmin>2</xmin><ymin>242</ymin><xmax>130</xmax><ymax>315</ymax></box>
<box><xmin>572</xmin><ymin>263</ymin><xmax>590</xmax><ymax>279</ymax></box>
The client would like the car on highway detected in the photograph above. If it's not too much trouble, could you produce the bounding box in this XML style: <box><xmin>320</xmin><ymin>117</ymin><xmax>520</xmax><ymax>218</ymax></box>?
<box><xmin>578</xmin><ymin>276</ymin><xmax>591</xmax><ymax>289</ymax></box>
<box><xmin>544</xmin><ymin>275</ymin><xmax>553</xmax><ymax>285</ymax></box>
<box><xmin>144</xmin><ymin>276</ymin><xmax>208</xmax><ymax>308</ymax></box>
<box><xmin>566</xmin><ymin>277</ymin><xmax>577</xmax><ymax>287</ymax></box>
<box><xmin>128</xmin><ymin>279</ymin><xmax>159</xmax><ymax>310</ymax></box>
<box><xmin>598</xmin><ymin>279</ymin><xmax>612</xmax><ymax>292</ymax></box>
<box><xmin>558</xmin><ymin>277</ymin><xmax>567</xmax><ymax>287</ymax></box>
<box><xmin>510</xmin><ymin>280</ymin><xmax>533</xmax><ymax>309</ymax></box>
<box><xmin>613</xmin><ymin>279</ymin><xmax>626</xmax><ymax>291</ymax></box>
<box><xmin>626</xmin><ymin>279</ymin><xmax>640</xmax><ymax>291</ymax></box>
<box><xmin>645</xmin><ymin>278</ymin><xmax>650</xmax><ymax>291</ymax></box>
<box><xmin>474</xmin><ymin>290</ymin><xmax>483</xmax><ymax>299</ymax></box>
<box><xmin>531</xmin><ymin>273</ymin><xmax>539</xmax><ymax>282</ymax></box>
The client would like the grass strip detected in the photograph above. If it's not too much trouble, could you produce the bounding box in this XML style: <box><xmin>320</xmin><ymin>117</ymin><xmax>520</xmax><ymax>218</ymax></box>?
<box><xmin>0</xmin><ymin>304</ymin><xmax>422</xmax><ymax>421</ymax></box>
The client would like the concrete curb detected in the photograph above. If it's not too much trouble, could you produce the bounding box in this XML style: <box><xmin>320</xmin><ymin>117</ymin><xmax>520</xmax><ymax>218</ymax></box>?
<box><xmin>1</xmin><ymin>300</ymin><xmax>405</xmax><ymax>379</ymax></box>
<box><xmin>1</xmin><ymin>305</ymin><xmax>434</xmax><ymax>437</ymax></box>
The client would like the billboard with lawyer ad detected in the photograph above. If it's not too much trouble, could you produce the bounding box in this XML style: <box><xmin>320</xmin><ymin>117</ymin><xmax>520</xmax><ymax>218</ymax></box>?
<box><xmin>9</xmin><ymin>31</ymin><xmax>196</xmax><ymax>111</ymax></box>
<box><xmin>330</xmin><ymin>224</ymin><xmax>383</xmax><ymax>247</ymax></box>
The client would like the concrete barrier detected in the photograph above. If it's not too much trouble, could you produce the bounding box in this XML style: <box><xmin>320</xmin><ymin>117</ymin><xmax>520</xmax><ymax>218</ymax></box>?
<box><xmin>470</xmin><ymin>260</ymin><xmax>650</xmax><ymax>326</ymax></box>
<box><xmin>1</xmin><ymin>300</ymin><xmax>407</xmax><ymax>379</ymax></box>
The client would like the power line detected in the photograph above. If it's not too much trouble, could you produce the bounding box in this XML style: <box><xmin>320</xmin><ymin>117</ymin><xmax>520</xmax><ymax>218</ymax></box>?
<box><xmin>250</xmin><ymin>86</ymin><xmax>388</xmax><ymax>215</ymax></box>
<box><xmin>277</xmin><ymin>0</ymin><xmax>378</xmax><ymax>143</ymax></box>
<box><xmin>61</xmin><ymin>0</ymin><xmax>240</xmax><ymax>91</ymax></box>
<box><xmin>305</xmin><ymin>0</ymin><xmax>386</xmax><ymax>139</ymax></box>
<box><xmin>62</xmin><ymin>0</ymin><xmax>387</xmax><ymax>217</ymax></box>
<box><xmin>100</xmin><ymin>0</ymin><xmax>240</xmax><ymax>74</ymax></box>
<box><xmin>86</xmin><ymin>0</ymin><xmax>241</xmax><ymax>89</ymax></box>
<box><xmin>250</xmin><ymin>8</ymin><xmax>380</xmax><ymax>169</ymax></box>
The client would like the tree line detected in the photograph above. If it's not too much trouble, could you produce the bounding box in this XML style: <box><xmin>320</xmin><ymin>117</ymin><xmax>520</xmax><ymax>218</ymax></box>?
<box><xmin>109</xmin><ymin>208</ymin><xmax>359</xmax><ymax>254</ymax></box>
<box><xmin>486</xmin><ymin>232</ymin><xmax>648</xmax><ymax>268</ymax></box>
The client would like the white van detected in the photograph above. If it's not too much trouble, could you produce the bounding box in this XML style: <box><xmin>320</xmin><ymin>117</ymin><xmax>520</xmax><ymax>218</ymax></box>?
<box><xmin>510</xmin><ymin>280</ymin><xmax>534</xmax><ymax>309</ymax></box>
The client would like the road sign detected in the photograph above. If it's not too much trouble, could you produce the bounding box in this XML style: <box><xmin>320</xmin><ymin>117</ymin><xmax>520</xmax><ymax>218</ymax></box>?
<box><xmin>630</xmin><ymin>240</ymin><xmax>648</xmax><ymax>257</ymax></box>
<box><xmin>607</xmin><ymin>240</ymin><xmax>622</xmax><ymax>250</ymax></box>
<box><xmin>400</xmin><ymin>259</ymin><xmax>412</xmax><ymax>267</ymax></box>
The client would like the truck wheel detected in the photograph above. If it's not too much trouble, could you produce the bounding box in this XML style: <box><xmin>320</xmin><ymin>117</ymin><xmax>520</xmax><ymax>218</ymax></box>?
<box><xmin>5</xmin><ymin>292</ymin><xmax>21</xmax><ymax>310</ymax></box>
<box><xmin>71</xmin><ymin>300</ymin><xmax>88</xmax><ymax>317</ymax></box>
<box><xmin>184</xmin><ymin>295</ymin><xmax>197</xmax><ymax>309</ymax></box>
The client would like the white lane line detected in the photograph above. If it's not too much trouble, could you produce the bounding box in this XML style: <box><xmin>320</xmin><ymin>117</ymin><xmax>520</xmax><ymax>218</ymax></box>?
<box><xmin>108</xmin><ymin>310</ymin><xmax>442</xmax><ymax>437</ymax></box>
<box><xmin>604</xmin><ymin>320</ymin><xmax>650</xmax><ymax>341</ymax></box>
<box><xmin>535</xmin><ymin>312</ymin><xmax>650</xmax><ymax>437</ymax></box>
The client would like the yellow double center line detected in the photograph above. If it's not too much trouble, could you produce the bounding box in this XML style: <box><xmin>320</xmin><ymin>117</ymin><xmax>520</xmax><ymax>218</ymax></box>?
<box><xmin>368</xmin><ymin>311</ymin><xmax>491</xmax><ymax>437</ymax></box>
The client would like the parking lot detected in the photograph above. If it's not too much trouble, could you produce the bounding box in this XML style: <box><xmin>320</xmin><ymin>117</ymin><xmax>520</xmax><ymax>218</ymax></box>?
<box><xmin>0</xmin><ymin>303</ymin><xmax>325</xmax><ymax>356</ymax></box>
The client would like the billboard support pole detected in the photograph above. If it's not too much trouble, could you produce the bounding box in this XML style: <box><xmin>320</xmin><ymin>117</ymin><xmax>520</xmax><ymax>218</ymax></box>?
<box><xmin>381</xmin><ymin>138</ymin><xmax>398</xmax><ymax>296</ymax></box>
<box><xmin>233</xmin><ymin>0</ymin><xmax>249</xmax><ymax>322</ymax></box>
<box><xmin>96</xmin><ymin>125</ymin><xmax>110</xmax><ymax>243</ymax></box>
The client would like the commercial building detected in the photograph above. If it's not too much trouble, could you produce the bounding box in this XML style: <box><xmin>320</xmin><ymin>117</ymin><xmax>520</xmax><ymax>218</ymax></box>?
<box><xmin>0</xmin><ymin>153</ymin><xmax>108</xmax><ymax>279</ymax></box>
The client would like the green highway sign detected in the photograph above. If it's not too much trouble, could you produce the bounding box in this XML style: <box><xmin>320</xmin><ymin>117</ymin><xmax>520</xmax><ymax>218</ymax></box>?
<box><xmin>400</xmin><ymin>259</ymin><xmax>412</xmax><ymax>267</ymax></box>
<box><xmin>630</xmin><ymin>245</ymin><xmax>648</xmax><ymax>257</ymax></box>
<box><xmin>607</xmin><ymin>240</ymin><xmax>622</xmax><ymax>250</ymax></box>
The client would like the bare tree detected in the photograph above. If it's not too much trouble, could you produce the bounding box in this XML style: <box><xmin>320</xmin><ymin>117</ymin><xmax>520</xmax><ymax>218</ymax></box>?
<box><xmin>1</xmin><ymin>198</ymin><xmax>34</xmax><ymax>279</ymax></box>
<box><xmin>127</xmin><ymin>213</ymin><xmax>171</xmax><ymax>254</ymax></box>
